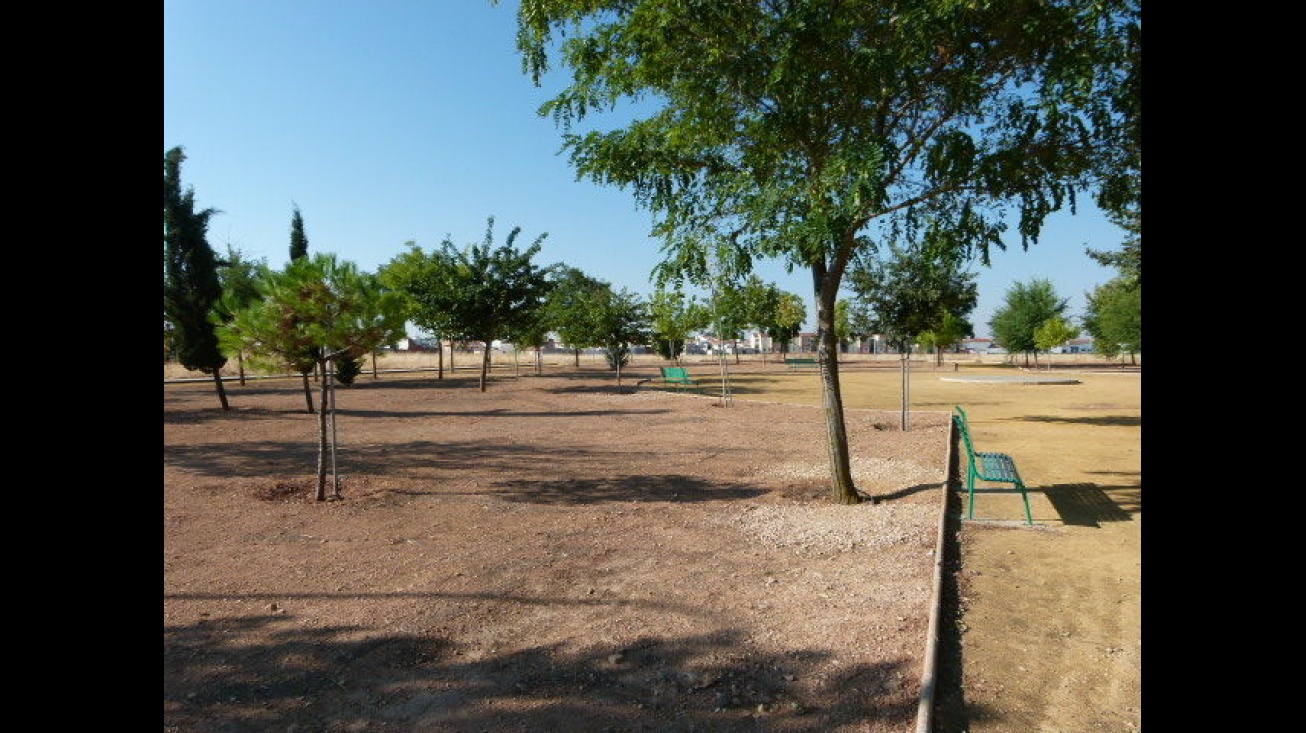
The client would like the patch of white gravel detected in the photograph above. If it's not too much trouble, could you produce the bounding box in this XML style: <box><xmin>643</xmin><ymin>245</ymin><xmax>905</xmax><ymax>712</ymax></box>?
<box><xmin>734</xmin><ymin>501</ymin><xmax>936</xmax><ymax>552</ymax></box>
<box><xmin>762</xmin><ymin>456</ymin><xmax>939</xmax><ymax>486</ymax></box>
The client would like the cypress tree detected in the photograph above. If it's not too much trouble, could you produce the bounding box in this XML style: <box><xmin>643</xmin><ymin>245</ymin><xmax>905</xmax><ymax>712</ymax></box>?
<box><xmin>164</xmin><ymin>146</ymin><xmax>230</xmax><ymax>410</ymax></box>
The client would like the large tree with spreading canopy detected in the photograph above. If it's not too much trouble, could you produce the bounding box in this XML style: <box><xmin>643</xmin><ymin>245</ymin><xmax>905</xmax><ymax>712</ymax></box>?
<box><xmin>511</xmin><ymin>0</ymin><xmax>1139</xmax><ymax>504</ymax></box>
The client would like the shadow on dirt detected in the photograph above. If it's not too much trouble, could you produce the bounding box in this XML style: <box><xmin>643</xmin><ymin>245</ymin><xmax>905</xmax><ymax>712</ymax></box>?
<box><xmin>1043</xmin><ymin>483</ymin><xmax>1135</xmax><ymax>526</ymax></box>
<box><xmin>1019</xmin><ymin>414</ymin><xmax>1141</xmax><ymax>427</ymax></box>
<box><xmin>164</xmin><ymin>610</ymin><xmax>919</xmax><ymax>732</ymax></box>
<box><xmin>489</xmin><ymin>474</ymin><xmax>768</xmax><ymax>504</ymax></box>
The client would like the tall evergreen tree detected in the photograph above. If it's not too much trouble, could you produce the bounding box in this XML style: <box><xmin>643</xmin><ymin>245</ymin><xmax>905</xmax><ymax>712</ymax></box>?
<box><xmin>287</xmin><ymin>204</ymin><xmax>325</xmax><ymax>407</ymax></box>
<box><xmin>163</xmin><ymin>146</ymin><xmax>230</xmax><ymax>411</ymax></box>
<box><xmin>289</xmin><ymin>204</ymin><xmax>309</xmax><ymax>261</ymax></box>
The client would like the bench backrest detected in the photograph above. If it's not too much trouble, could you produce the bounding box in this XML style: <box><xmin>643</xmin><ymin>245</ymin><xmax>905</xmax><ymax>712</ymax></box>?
<box><xmin>662</xmin><ymin>366</ymin><xmax>688</xmax><ymax>378</ymax></box>
<box><xmin>953</xmin><ymin>406</ymin><xmax>977</xmax><ymax>458</ymax></box>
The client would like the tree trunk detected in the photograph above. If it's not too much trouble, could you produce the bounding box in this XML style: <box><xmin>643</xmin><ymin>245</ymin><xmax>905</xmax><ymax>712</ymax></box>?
<box><xmin>300</xmin><ymin>372</ymin><xmax>315</xmax><ymax>413</ymax></box>
<box><xmin>813</xmin><ymin>268</ymin><xmax>861</xmax><ymax>505</ymax></box>
<box><xmin>315</xmin><ymin>363</ymin><xmax>330</xmax><ymax>501</ymax></box>
<box><xmin>479</xmin><ymin>344</ymin><xmax>491</xmax><ymax>392</ymax></box>
<box><xmin>371</xmin><ymin>352</ymin><xmax>378</xmax><ymax>379</ymax></box>
<box><xmin>237</xmin><ymin>352</ymin><xmax>247</xmax><ymax>386</ymax></box>
<box><xmin>210</xmin><ymin>370</ymin><xmax>230</xmax><ymax>411</ymax></box>
<box><xmin>573</xmin><ymin>348</ymin><xmax>581</xmax><ymax>367</ymax></box>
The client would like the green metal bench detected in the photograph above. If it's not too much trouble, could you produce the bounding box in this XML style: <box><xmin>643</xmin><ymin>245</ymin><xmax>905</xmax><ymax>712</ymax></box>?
<box><xmin>953</xmin><ymin>405</ymin><xmax>1033</xmax><ymax>524</ymax></box>
<box><xmin>659</xmin><ymin>366</ymin><xmax>699</xmax><ymax>390</ymax></box>
<box><xmin>784</xmin><ymin>357</ymin><xmax>819</xmax><ymax>371</ymax></box>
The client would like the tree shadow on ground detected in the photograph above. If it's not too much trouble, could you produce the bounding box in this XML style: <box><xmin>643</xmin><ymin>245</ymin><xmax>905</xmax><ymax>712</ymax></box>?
<box><xmin>1019</xmin><ymin>414</ymin><xmax>1141</xmax><ymax>427</ymax></box>
<box><xmin>869</xmin><ymin>482</ymin><xmax>947</xmax><ymax>502</ymax></box>
<box><xmin>489</xmin><ymin>474</ymin><xmax>767</xmax><ymax>505</ymax></box>
<box><xmin>164</xmin><ymin>606</ymin><xmax>919</xmax><ymax>732</ymax></box>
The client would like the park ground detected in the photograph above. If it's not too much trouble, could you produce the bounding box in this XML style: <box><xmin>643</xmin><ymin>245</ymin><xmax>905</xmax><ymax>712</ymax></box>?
<box><xmin>165</xmin><ymin>353</ymin><xmax>1140</xmax><ymax>732</ymax></box>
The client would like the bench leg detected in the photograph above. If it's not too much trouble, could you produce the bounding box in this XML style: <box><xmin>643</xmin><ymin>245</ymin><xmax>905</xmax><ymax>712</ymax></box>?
<box><xmin>966</xmin><ymin>467</ymin><xmax>977</xmax><ymax>520</ymax></box>
<box><xmin>1016</xmin><ymin>480</ymin><xmax>1033</xmax><ymax>525</ymax></box>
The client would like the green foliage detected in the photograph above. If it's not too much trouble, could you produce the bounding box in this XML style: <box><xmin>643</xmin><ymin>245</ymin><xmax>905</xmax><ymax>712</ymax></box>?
<box><xmin>845</xmin><ymin>235</ymin><xmax>978</xmax><ymax>352</ymax></box>
<box><xmin>220</xmin><ymin>253</ymin><xmax>407</xmax><ymax>372</ymax></box>
<box><xmin>289</xmin><ymin>204</ymin><xmax>309</xmax><ymax>261</ymax></box>
<box><xmin>918</xmin><ymin>311</ymin><xmax>969</xmax><ymax>364</ymax></box>
<box><xmin>649</xmin><ymin>286</ymin><xmax>707</xmax><ymax>362</ymax></box>
<box><xmin>737</xmin><ymin>275</ymin><xmax>805</xmax><ymax>353</ymax></box>
<box><xmin>590</xmin><ymin>286</ymin><xmax>651</xmax><ymax>372</ymax></box>
<box><xmin>334</xmin><ymin>353</ymin><xmax>363</xmax><ymax>385</ymax></box>
<box><xmin>218</xmin><ymin>253</ymin><xmax>406</xmax><ymax>500</ymax></box>
<box><xmin>1083</xmin><ymin>278</ymin><xmax>1141</xmax><ymax>358</ymax></box>
<box><xmin>164</xmin><ymin>146</ymin><xmax>230</xmax><ymax>408</ymax></box>
<box><xmin>378</xmin><ymin>216</ymin><xmax>554</xmax><ymax>390</ymax></box>
<box><xmin>544</xmin><ymin>265</ymin><xmax>612</xmax><ymax>356</ymax></box>
<box><xmin>1034</xmin><ymin>317</ymin><xmax>1079</xmax><ymax>353</ymax></box>
<box><xmin>513</xmin><ymin>0</ymin><xmax>1137</xmax><ymax>503</ymax></box>
<box><xmin>833</xmin><ymin>300</ymin><xmax>854</xmax><ymax>350</ymax></box>
<box><xmin>989</xmin><ymin>279</ymin><xmax>1069</xmax><ymax>355</ymax></box>
<box><xmin>1087</xmin><ymin>205</ymin><xmax>1141</xmax><ymax>290</ymax></box>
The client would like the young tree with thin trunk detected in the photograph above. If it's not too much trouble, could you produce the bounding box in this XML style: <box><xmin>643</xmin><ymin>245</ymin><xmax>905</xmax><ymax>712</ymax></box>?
<box><xmin>164</xmin><ymin>146</ymin><xmax>230</xmax><ymax>411</ymax></box>
<box><xmin>218</xmin><ymin>253</ymin><xmax>407</xmax><ymax>500</ymax></box>
<box><xmin>650</xmin><ymin>287</ymin><xmax>708</xmax><ymax>364</ymax></box>
<box><xmin>214</xmin><ymin>245</ymin><xmax>266</xmax><ymax>386</ymax></box>
<box><xmin>379</xmin><ymin>217</ymin><xmax>554</xmax><ymax>392</ymax></box>
<box><xmin>589</xmin><ymin>286</ymin><xmax>652</xmax><ymax>384</ymax></box>
<box><xmin>511</xmin><ymin>0</ymin><xmax>1138</xmax><ymax>504</ymax></box>
<box><xmin>1034</xmin><ymin>317</ymin><xmax>1079</xmax><ymax>369</ymax></box>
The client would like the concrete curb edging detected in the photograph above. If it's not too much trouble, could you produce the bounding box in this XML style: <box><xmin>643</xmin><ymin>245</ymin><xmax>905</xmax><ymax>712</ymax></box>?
<box><xmin>914</xmin><ymin>410</ymin><xmax>955</xmax><ymax>733</ymax></box>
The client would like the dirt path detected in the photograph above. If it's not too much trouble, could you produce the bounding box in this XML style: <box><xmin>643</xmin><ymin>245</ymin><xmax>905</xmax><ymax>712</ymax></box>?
<box><xmin>164</xmin><ymin>360</ymin><xmax>1141</xmax><ymax>732</ymax></box>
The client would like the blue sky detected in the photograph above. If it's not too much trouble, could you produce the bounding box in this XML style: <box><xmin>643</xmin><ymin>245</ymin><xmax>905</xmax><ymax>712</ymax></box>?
<box><xmin>164</xmin><ymin>0</ymin><xmax>1126</xmax><ymax>339</ymax></box>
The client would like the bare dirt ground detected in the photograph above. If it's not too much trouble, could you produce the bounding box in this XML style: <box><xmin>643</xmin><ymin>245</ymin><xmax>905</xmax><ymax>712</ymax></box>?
<box><xmin>164</xmin><ymin>355</ymin><xmax>1141</xmax><ymax>732</ymax></box>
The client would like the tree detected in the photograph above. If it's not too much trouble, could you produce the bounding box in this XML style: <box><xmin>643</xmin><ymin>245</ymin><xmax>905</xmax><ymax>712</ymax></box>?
<box><xmin>846</xmin><ymin>237</ymin><xmax>978</xmax><ymax>355</ymax></box>
<box><xmin>770</xmin><ymin>292</ymin><xmax>807</xmax><ymax>355</ymax></box>
<box><xmin>504</xmin><ymin>306</ymin><xmax>552</xmax><ymax>376</ymax></box>
<box><xmin>988</xmin><ymin>279</ymin><xmax>1068</xmax><ymax>367</ymax></box>
<box><xmin>919</xmin><ymin>311</ymin><xmax>969</xmax><ymax>367</ymax></box>
<box><xmin>287</xmin><ymin>204</ymin><xmax>328</xmax><ymax>407</ymax></box>
<box><xmin>164</xmin><ymin>146</ymin><xmax>230</xmax><ymax>411</ymax></box>
<box><xmin>218</xmin><ymin>253</ymin><xmax>407</xmax><ymax>500</ymax></box>
<box><xmin>589</xmin><ymin>286</ymin><xmax>652</xmax><ymax>383</ymax></box>
<box><xmin>1083</xmin><ymin>279</ymin><xmax>1140</xmax><ymax>364</ymax></box>
<box><xmin>512</xmin><ymin>0</ymin><xmax>1136</xmax><ymax>503</ymax></box>
<box><xmin>650</xmin><ymin>286</ymin><xmax>709</xmax><ymax>363</ymax></box>
<box><xmin>705</xmin><ymin>278</ymin><xmax>752</xmax><ymax>365</ymax></box>
<box><xmin>1088</xmin><ymin>205</ymin><xmax>1141</xmax><ymax>290</ymax></box>
<box><xmin>379</xmin><ymin>241</ymin><xmax>448</xmax><ymax>379</ymax></box>
<box><xmin>214</xmin><ymin>245</ymin><xmax>268</xmax><ymax>386</ymax></box>
<box><xmin>1034</xmin><ymin>316</ymin><xmax>1079</xmax><ymax>369</ymax></box>
<box><xmin>379</xmin><ymin>216</ymin><xmax>554</xmax><ymax>392</ymax></box>
<box><xmin>289</xmin><ymin>203</ymin><xmax>310</xmax><ymax>261</ymax></box>
<box><xmin>738</xmin><ymin>276</ymin><xmax>805</xmax><ymax>358</ymax></box>
<box><xmin>544</xmin><ymin>265</ymin><xmax>611</xmax><ymax>366</ymax></box>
